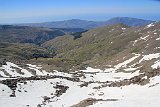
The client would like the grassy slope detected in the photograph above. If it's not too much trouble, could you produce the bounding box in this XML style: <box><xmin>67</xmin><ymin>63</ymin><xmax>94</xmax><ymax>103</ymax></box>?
<box><xmin>43</xmin><ymin>22</ymin><xmax>160</xmax><ymax>68</ymax></box>
<box><xmin>0</xmin><ymin>42</ymin><xmax>54</xmax><ymax>60</ymax></box>
<box><xmin>43</xmin><ymin>24</ymin><xmax>140</xmax><ymax>65</ymax></box>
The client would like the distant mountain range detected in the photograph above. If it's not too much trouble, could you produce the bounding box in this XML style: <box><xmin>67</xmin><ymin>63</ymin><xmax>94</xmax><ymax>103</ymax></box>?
<box><xmin>17</xmin><ymin>17</ymin><xmax>154</xmax><ymax>29</ymax></box>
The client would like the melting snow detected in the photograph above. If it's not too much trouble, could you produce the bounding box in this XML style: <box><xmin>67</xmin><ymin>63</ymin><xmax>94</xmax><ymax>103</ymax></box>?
<box><xmin>146</xmin><ymin>23</ymin><xmax>154</xmax><ymax>28</ymax></box>
<box><xmin>113</xmin><ymin>54</ymin><xmax>140</xmax><ymax>71</ymax></box>
<box><xmin>140</xmin><ymin>35</ymin><xmax>150</xmax><ymax>40</ymax></box>
<box><xmin>139</xmin><ymin>53</ymin><xmax>160</xmax><ymax>63</ymax></box>
<box><xmin>89</xmin><ymin>75</ymin><xmax>160</xmax><ymax>107</ymax></box>
<box><xmin>80</xmin><ymin>70</ymin><xmax>140</xmax><ymax>82</ymax></box>
<box><xmin>0</xmin><ymin>59</ymin><xmax>160</xmax><ymax>107</ymax></box>
<box><xmin>151</xmin><ymin>60</ymin><xmax>160</xmax><ymax>69</ymax></box>
<box><xmin>132</xmin><ymin>35</ymin><xmax>149</xmax><ymax>46</ymax></box>
<box><xmin>155</xmin><ymin>47</ymin><xmax>160</xmax><ymax>49</ymax></box>
<box><xmin>156</xmin><ymin>37</ymin><xmax>160</xmax><ymax>40</ymax></box>
<box><xmin>0</xmin><ymin>62</ymin><xmax>55</xmax><ymax>78</ymax></box>
<box><xmin>0</xmin><ymin>80</ymin><xmax>57</xmax><ymax>107</ymax></box>
<box><xmin>80</xmin><ymin>67</ymin><xmax>102</xmax><ymax>73</ymax></box>
<box><xmin>154</xmin><ymin>33</ymin><xmax>157</xmax><ymax>35</ymax></box>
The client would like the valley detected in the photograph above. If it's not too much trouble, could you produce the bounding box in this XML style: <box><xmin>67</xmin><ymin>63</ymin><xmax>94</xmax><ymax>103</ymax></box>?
<box><xmin>0</xmin><ymin>17</ymin><xmax>160</xmax><ymax>107</ymax></box>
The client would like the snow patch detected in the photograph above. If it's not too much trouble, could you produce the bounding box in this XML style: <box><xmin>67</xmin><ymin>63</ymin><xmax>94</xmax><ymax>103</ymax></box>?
<box><xmin>89</xmin><ymin>76</ymin><xmax>160</xmax><ymax>107</ymax></box>
<box><xmin>80</xmin><ymin>67</ymin><xmax>102</xmax><ymax>73</ymax></box>
<box><xmin>139</xmin><ymin>53</ymin><xmax>160</xmax><ymax>63</ymax></box>
<box><xmin>146</xmin><ymin>23</ymin><xmax>154</xmax><ymax>28</ymax></box>
<box><xmin>114</xmin><ymin>54</ymin><xmax>140</xmax><ymax>71</ymax></box>
<box><xmin>156</xmin><ymin>37</ymin><xmax>160</xmax><ymax>40</ymax></box>
<box><xmin>154</xmin><ymin>47</ymin><xmax>160</xmax><ymax>49</ymax></box>
<box><xmin>151</xmin><ymin>60</ymin><xmax>160</xmax><ymax>69</ymax></box>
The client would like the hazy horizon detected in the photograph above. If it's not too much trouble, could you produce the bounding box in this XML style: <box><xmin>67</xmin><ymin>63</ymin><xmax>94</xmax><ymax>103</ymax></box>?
<box><xmin>0</xmin><ymin>0</ymin><xmax>160</xmax><ymax>24</ymax></box>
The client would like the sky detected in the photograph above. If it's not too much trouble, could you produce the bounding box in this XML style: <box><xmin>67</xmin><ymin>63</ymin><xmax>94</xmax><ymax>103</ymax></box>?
<box><xmin>0</xmin><ymin>0</ymin><xmax>160</xmax><ymax>24</ymax></box>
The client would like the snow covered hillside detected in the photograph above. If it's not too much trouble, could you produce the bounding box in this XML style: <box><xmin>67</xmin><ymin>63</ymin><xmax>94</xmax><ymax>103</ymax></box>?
<box><xmin>0</xmin><ymin>51</ymin><xmax>160</xmax><ymax>107</ymax></box>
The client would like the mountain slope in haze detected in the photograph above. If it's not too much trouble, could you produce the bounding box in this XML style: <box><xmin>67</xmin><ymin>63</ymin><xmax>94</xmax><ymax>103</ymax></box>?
<box><xmin>18</xmin><ymin>19</ymin><xmax>101</xmax><ymax>29</ymax></box>
<box><xmin>104</xmin><ymin>17</ymin><xmax>154</xmax><ymax>27</ymax></box>
<box><xmin>0</xmin><ymin>25</ymin><xmax>85</xmax><ymax>45</ymax></box>
<box><xmin>18</xmin><ymin>17</ymin><xmax>154</xmax><ymax>29</ymax></box>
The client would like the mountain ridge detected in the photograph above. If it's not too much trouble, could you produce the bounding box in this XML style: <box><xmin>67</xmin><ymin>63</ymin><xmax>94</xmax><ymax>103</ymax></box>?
<box><xmin>17</xmin><ymin>17</ymin><xmax>154</xmax><ymax>29</ymax></box>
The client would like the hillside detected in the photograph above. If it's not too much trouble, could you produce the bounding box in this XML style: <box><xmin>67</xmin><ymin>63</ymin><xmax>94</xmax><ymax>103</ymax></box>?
<box><xmin>18</xmin><ymin>17</ymin><xmax>154</xmax><ymax>29</ymax></box>
<box><xmin>43</xmin><ymin>22</ymin><xmax>160</xmax><ymax>69</ymax></box>
<box><xmin>0</xmin><ymin>42</ymin><xmax>54</xmax><ymax>61</ymax></box>
<box><xmin>0</xmin><ymin>25</ymin><xmax>85</xmax><ymax>45</ymax></box>
<box><xmin>43</xmin><ymin>24</ymin><xmax>129</xmax><ymax>61</ymax></box>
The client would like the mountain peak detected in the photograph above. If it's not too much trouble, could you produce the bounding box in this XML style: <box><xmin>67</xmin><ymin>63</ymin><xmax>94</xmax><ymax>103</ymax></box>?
<box><xmin>104</xmin><ymin>17</ymin><xmax>153</xmax><ymax>27</ymax></box>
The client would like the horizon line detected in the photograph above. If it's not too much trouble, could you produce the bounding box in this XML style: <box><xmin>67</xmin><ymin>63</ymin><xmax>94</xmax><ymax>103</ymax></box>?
<box><xmin>0</xmin><ymin>16</ymin><xmax>158</xmax><ymax>25</ymax></box>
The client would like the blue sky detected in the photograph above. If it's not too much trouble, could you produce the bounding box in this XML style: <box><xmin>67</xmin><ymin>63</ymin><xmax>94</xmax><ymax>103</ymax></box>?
<box><xmin>0</xmin><ymin>0</ymin><xmax>160</xmax><ymax>24</ymax></box>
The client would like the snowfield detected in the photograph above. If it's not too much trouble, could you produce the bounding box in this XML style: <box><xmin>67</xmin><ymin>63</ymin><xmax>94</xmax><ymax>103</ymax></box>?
<box><xmin>0</xmin><ymin>52</ymin><xmax>160</xmax><ymax>107</ymax></box>
<box><xmin>89</xmin><ymin>76</ymin><xmax>160</xmax><ymax>107</ymax></box>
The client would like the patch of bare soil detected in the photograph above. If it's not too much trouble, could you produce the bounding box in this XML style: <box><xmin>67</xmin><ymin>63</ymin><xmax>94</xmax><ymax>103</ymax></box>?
<box><xmin>54</xmin><ymin>84</ymin><xmax>69</xmax><ymax>97</ymax></box>
<box><xmin>37</xmin><ymin>84</ymin><xmax>69</xmax><ymax>106</ymax></box>
<box><xmin>70</xmin><ymin>98</ymin><xmax>118</xmax><ymax>107</ymax></box>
